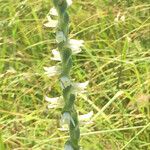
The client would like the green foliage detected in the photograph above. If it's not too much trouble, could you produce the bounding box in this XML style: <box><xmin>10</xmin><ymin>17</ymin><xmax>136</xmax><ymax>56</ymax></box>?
<box><xmin>0</xmin><ymin>0</ymin><xmax>150</xmax><ymax>149</ymax></box>
<box><xmin>0</xmin><ymin>134</ymin><xmax>5</xmax><ymax>150</ymax></box>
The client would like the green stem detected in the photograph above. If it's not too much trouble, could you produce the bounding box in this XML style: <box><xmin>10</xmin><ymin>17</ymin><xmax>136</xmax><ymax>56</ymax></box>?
<box><xmin>52</xmin><ymin>0</ymin><xmax>80</xmax><ymax>149</ymax></box>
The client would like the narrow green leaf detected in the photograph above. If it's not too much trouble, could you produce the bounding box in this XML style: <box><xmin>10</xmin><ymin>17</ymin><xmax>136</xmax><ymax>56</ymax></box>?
<box><xmin>0</xmin><ymin>133</ymin><xmax>5</xmax><ymax>150</ymax></box>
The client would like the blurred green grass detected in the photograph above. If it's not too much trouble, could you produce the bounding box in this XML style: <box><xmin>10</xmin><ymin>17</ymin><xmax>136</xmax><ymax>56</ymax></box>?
<box><xmin>0</xmin><ymin>0</ymin><xmax>150</xmax><ymax>149</ymax></box>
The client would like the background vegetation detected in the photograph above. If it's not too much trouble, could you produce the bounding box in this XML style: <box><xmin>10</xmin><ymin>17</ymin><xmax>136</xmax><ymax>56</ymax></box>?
<box><xmin>0</xmin><ymin>0</ymin><xmax>150</xmax><ymax>149</ymax></box>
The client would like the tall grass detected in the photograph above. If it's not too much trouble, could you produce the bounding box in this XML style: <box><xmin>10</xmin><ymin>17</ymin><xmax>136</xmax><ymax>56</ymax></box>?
<box><xmin>0</xmin><ymin>0</ymin><xmax>150</xmax><ymax>149</ymax></box>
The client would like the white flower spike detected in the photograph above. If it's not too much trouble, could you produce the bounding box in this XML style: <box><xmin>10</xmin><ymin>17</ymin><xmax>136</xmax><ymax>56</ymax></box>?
<box><xmin>68</xmin><ymin>39</ymin><xmax>84</xmax><ymax>54</ymax></box>
<box><xmin>44</xmin><ymin>66</ymin><xmax>60</xmax><ymax>77</ymax></box>
<box><xmin>61</xmin><ymin>112</ymin><xmax>75</xmax><ymax>126</ymax></box>
<box><xmin>56</xmin><ymin>31</ymin><xmax>66</xmax><ymax>43</ymax></box>
<box><xmin>51</xmin><ymin>49</ymin><xmax>61</xmax><ymax>61</ymax></box>
<box><xmin>49</xmin><ymin>7</ymin><xmax>58</xmax><ymax>16</ymax></box>
<box><xmin>50</xmin><ymin>0</ymin><xmax>82</xmax><ymax>148</ymax></box>
<box><xmin>44</xmin><ymin>16</ymin><xmax>58</xmax><ymax>28</ymax></box>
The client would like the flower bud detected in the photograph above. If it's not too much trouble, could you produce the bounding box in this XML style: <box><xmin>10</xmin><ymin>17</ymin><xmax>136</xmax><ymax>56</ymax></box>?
<box><xmin>61</xmin><ymin>112</ymin><xmax>75</xmax><ymax>126</ymax></box>
<box><xmin>64</xmin><ymin>143</ymin><xmax>74</xmax><ymax>150</ymax></box>
<box><xmin>60</xmin><ymin>76</ymin><xmax>71</xmax><ymax>89</ymax></box>
<box><xmin>56</xmin><ymin>31</ymin><xmax>66</xmax><ymax>43</ymax></box>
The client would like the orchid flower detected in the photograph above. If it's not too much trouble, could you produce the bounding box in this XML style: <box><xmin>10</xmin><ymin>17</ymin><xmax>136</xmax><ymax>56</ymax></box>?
<box><xmin>49</xmin><ymin>7</ymin><xmax>58</xmax><ymax>16</ymax></box>
<box><xmin>66</xmin><ymin>0</ymin><xmax>73</xmax><ymax>7</ymax></box>
<box><xmin>72</xmin><ymin>81</ymin><xmax>89</xmax><ymax>94</ymax></box>
<box><xmin>51</xmin><ymin>39</ymin><xmax>84</xmax><ymax>61</ymax></box>
<box><xmin>68</xmin><ymin>39</ymin><xmax>84</xmax><ymax>54</ymax></box>
<box><xmin>51</xmin><ymin>49</ymin><xmax>61</xmax><ymax>61</ymax></box>
<box><xmin>44</xmin><ymin>66</ymin><xmax>60</xmax><ymax>77</ymax></box>
<box><xmin>44</xmin><ymin>16</ymin><xmax>58</xmax><ymax>28</ymax></box>
<box><xmin>61</xmin><ymin>112</ymin><xmax>75</xmax><ymax>127</ymax></box>
<box><xmin>45</xmin><ymin>96</ymin><xmax>63</xmax><ymax>109</ymax></box>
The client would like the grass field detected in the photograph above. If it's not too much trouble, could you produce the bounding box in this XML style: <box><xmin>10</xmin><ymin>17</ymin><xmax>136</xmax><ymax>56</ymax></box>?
<box><xmin>0</xmin><ymin>0</ymin><xmax>150</xmax><ymax>149</ymax></box>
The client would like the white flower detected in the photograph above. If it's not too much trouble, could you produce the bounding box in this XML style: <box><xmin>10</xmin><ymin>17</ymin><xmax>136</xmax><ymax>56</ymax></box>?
<box><xmin>51</xmin><ymin>49</ymin><xmax>61</xmax><ymax>61</ymax></box>
<box><xmin>45</xmin><ymin>96</ymin><xmax>62</xmax><ymax>109</ymax></box>
<box><xmin>45</xmin><ymin>96</ymin><xmax>60</xmax><ymax>103</ymax></box>
<box><xmin>64</xmin><ymin>144</ymin><xmax>74</xmax><ymax>150</ymax></box>
<box><xmin>61</xmin><ymin>112</ymin><xmax>75</xmax><ymax>126</ymax></box>
<box><xmin>79</xmin><ymin>111</ymin><xmax>93</xmax><ymax>125</ymax></box>
<box><xmin>44</xmin><ymin>66</ymin><xmax>60</xmax><ymax>77</ymax></box>
<box><xmin>72</xmin><ymin>81</ymin><xmax>89</xmax><ymax>94</ymax></box>
<box><xmin>68</xmin><ymin>39</ymin><xmax>84</xmax><ymax>54</ymax></box>
<box><xmin>120</xmin><ymin>15</ymin><xmax>125</xmax><ymax>22</ymax></box>
<box><xmin>56</xmin><ymin>31</ymin><xmax>66</xmax><ymax>43</ymax></box>
<box><xmin>66</xmin><ymin>0</ymin><xmax>73</xmax><ymax>7</ymax></box>
<box><xmin>60</xmin><ymin>76</ymin><xmax>72</xmax><ymax>89</ymax></box>
<box><xmin>51</xmin><ymin>42</ymin><xmax>84</xmax><ymax>61</ymax></box>
<box><xmin>44</xmin><ymin>16</ymin><xmax>58</xmax><ymax>28</ymax></box>
<box><xmin>59</xmin><ymin>111</ymin><xmax>94</xmax><ymax>131</ymax></box>
<box><xmin>50</xmin><ymin>39</ymin><xmax>84</xmax><ymax>62</ymax></box>
<box><xmin>79</xmin><ymin>111</ymin><xmax>93</xmax><ymax>121</ymax></box>
<box><xmin>49</xmin><ymin>7</ymin><xmax>58</xmax><ymax>16</ymax></box>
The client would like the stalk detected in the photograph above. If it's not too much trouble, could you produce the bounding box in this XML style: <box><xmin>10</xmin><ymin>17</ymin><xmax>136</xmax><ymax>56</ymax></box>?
<box><xmin>52</xmin><ymin>0</ymin><xmax>80</xmax><ymax>149</ymax></box>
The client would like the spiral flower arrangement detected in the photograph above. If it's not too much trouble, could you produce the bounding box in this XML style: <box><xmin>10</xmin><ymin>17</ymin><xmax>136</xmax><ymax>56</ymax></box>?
<box><xmin>44</xmin><ymin>0</ymin><xmax>93</xmax><ymax>149</ymax></box>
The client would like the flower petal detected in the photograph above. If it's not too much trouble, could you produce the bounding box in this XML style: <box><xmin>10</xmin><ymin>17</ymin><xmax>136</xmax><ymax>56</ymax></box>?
<box><xmin>69</xmin><ymin>39</ymin><xmax>84</xmax><ymax>46</ymax></box>
<box><xmin>44</xmin><ymin>66</ymin><xmax>60</xmax><ymax>77</ymax></box>
<box><xmin>51</xmin><ymin>49</ymin><xmax>61</xmax><ymax>61</ymax></box>
<box><xmin>72</xmin><ymin>81</ymin><xmax>89</xmax><ymax>94</ymax></box>
<box><xmin>45</xmin><ymin>96</ymin><xmax>63</xmax><ymax>109</ymax></box>
<box><xmin>79</xmin><ymin>111</ymin><xmax>93</xmax><ymax>121</ymax></box>
<box><xmin>49</xmin><ymin>7</ymin><xmax>58</xmax><ymax>16</ymax></box>
<box><xmin>68</xmin><ymin>39</ymin><xmax>84</xmax><ymax>54</ymax></box>
<box><xmin>44</xmin><ymin>16</ymin><xmax>58</xmax><ymax>28</ymax></box>
<box><xmin>44</xmin><ymin>21</ymin><xmax>57</xmax><ymax>28</ymax></box>
<box><xmin>66</xmin><ymin>0</ymin><xmax>73</xmax><ymax>7</ymax></box>
<box><xmin>47</xmin><ymin>104</ymin><xmax>58</xmax><ymax>109</ymax></box>
<box><xmin>45</xmin><ymin>96</ymin><xmax>60</xmax><ymax>103</ymax></box>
